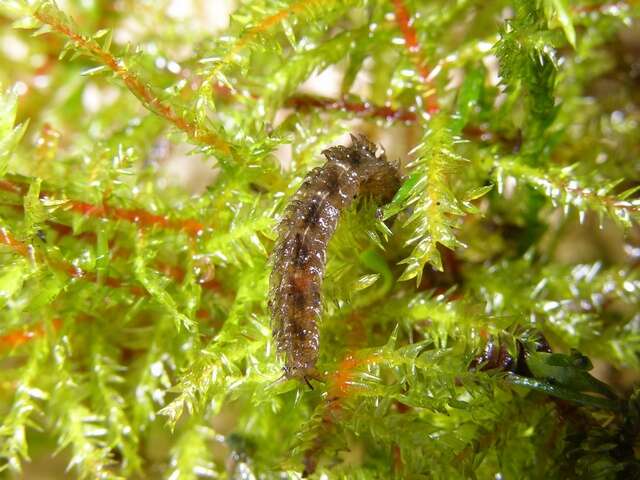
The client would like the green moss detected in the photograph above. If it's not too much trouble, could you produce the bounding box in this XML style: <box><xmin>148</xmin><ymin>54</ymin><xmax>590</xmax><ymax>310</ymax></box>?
<box><xmin>0</xmin><ymin>0</ymin><xmax>639</xmax><ymax>478</ymax></box>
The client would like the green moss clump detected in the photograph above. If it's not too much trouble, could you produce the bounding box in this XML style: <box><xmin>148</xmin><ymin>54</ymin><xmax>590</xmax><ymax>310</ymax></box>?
<box><xmin>0</xmin><ymin>0</ymin><xmax>639</xmax><ymax>477</ymax></box>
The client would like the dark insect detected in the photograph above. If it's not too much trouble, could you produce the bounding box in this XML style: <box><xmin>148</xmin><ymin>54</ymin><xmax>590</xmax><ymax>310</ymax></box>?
<box><xmin>469</xmin><ymin>331</ymin><xmax>552</xmax><ymax>376</ymax></box>
<box><xmin>269</xmin><ymin>135</ymin><xmax>401</xmax><ymax>383</ymax></box>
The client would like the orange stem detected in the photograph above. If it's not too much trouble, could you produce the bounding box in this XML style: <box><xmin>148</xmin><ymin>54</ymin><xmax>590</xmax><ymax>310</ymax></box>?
<box><xmin>391</xmin><ymin>0</ymin><xmax>439</xmax><ymax>114</ymax></box>
<box><xmin>0</xmin><ymin>226</ymin><xmax>217</xmax><ymax>347</ymax></box>
<box><xmin>205</xmin><ymin>0</ymin><xmax>328</xmax><ymax>87</ymax></box>
<box><xmin>0</xmin><ymin>178</ymin><xmax>205</xmax><ymax>236</ymax></box>
<box><xmin>33</xmin><ymin>8</ymin><xmax>233</xmax><ymax>156</ymax></box>
<box><xmin>0</xmin><ymin>319</ymin><xmax>63</xmax><ymax>349</ymax></box>
<box><xmin>285</xmin><ymin>94</ymin><xmax>418</xmax><ymax>122</ymax></box>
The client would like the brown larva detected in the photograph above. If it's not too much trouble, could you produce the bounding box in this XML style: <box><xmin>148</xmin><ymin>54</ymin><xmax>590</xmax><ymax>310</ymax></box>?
<box><xmin>268</xmin><ymin>134</ymin><xmax>401</xmax><ymax>383</ymax></box>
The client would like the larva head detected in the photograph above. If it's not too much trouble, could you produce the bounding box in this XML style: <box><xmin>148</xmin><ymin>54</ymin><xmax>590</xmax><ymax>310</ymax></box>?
<box><xmin>349</xmin><ymin>134</ymin><xmax>402</xmax><ymax>202</ymax></box>
<box><xmin>320</xmin><ymin>134</ymin><xmax>373</xmax><ymax>165</ymax></box>
<box><xmin>349</xmin><ymin>133</ymin><xmax>380</xmax><ymax>162</ymax></box>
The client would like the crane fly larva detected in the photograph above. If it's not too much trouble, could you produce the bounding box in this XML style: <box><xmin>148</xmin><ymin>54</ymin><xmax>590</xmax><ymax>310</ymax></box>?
<box><xmin>269</xmin><ymin>135</ymin><xmax>401</xmax><ymax>384</ymax></box>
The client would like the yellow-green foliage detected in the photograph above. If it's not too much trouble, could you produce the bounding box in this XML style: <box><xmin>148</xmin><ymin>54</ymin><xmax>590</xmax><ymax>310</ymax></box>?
<box><xmin>0</xmin><ymin>0</ymin><xmax>639</xmax><ymax>478</ymax></box>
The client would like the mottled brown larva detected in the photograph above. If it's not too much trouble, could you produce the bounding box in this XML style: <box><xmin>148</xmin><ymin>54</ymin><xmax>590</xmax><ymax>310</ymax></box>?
<box><xmin>268</xmin><ymin>134</ymin><xmax>401</xmax><ymax>384</ymax></box>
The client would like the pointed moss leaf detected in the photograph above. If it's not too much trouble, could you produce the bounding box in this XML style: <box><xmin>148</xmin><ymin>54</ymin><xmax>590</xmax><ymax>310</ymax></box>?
<box><xmin>93</xmin><ymin>28</ymin><xmax>110</xmax><ymax>39</ymax></box>
<box><xmin>543</xmin><ymin>0</ymin><xmax>576</xmax><ymax>48</ymax></box>
<box><xmin>384</xmin><ymin>325</ymin><xmax>400</xmax><ymax>350</ymax></box>
<box><xmin>0</xmin><ymin>88</ymin><xmax>18</xmax><ymax>135</ymax></box>
<box><xmin>451</xmin><ymin>66</ymin><xmax>485</xmax><ymax>134</ymax></box>
<box><xmin>280</xmin><ymin>18</ymin><xmax>296</xmax><ymax>49</ymax></box>
<box><xmin>80</xmin><ymin>65</ymin><xmax>108</xmax><ymax>76</ymax></box>
<box><xmin>100</xmin><ymin>30</ymin><xmax>113</xmax><ymax>51</ymax></box>
<box><xmin>463</xmin><ymin>184</ymin><xmax>493</xmax><ymax>202</ymax></box>
<box><xmin>204</xmin><ymin>200</ymin><xmax>275</xmax><ymax>267</ymax></box>
<box><xmin>462</xmin><ymin>184</ymin><xmax>493</xmax><ymax>212</ymax></box>
<box><xmin>263</xmin><ymin>377</ymin><xmax>299</xmax><ymax>396</ymax></box>
<box><xmin>341</xmin><ymin>49</ymin><xmax>367</xmax><ymax>96</ymax></box>
<box><xmin>354</xmin><ymin>273</ymin><xmax>380</xmax><ymax>292</ymax></box>
<box><xmin>13</xmin><ymin>12</ymin><xmax>42</xmax><ymax>28</ymax></box>
<box><xmin>94</xmin><ymin>226</ymin><xmax>110</xmax><ymax>282</ymax></box>
<box><xmin>382</xmin><ymin>172</ymin><xmax>420</xmax><ymax>220</ymax></box>
<box><xmin>506</xmin><ymin>375</ymin><xmax>620</xmax><ymax>411</ymax></box>
<box><xmin>0</xmin><ymin>261</ymin><xmax>27</xmax><ymax>306</ymax></box>
<box><xmin>24</xmin><ymin>178</ymin><xmax>46</xmax><ymax>234</ymax></box>
<box><xmin>133</xmin><ymin>255</ymin><xmax>194</xmax><ymax>331</ymax></box>
<box><xmin>375</xmin><ymin>217</ymin><xmax>392</xmax><ymax>241</ymax></box>
<box><xmin>0</xmin><ymin>88</ymin><xmax>28</xmax><ymax>176</ymax></box>
<box><xmin>28</xmin><ymin>270</ymin><xmax>64</xmax><ymax>310</ymax></box>
<box><xmin>526</xmin><ymin>351</ymin><xmax>616</xmax><ymax>399</ymax></box>
<box><xmin>619</xmin><ymin>185</ymin><xmax>640</xmax><ymax>200</ymax></box>
<box><xmin>0</xmin><ymin>122</ymin><xmax>27</xmax><ymax>177</ymax></box>
<box><xmin>32</xmin><ymin>24</ymin><xmax>53</xmax><ymax>37</ymax></box>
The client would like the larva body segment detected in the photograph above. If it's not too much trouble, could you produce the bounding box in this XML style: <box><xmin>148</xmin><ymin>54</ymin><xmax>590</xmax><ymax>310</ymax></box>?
<box><xmin>269</xmin><ymin>135</ymin><xmax>401</xmax><ymax>381</ymax></box>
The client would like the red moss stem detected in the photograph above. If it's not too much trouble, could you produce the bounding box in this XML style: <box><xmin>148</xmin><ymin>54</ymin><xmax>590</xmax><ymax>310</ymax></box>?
<box><xmin>0</xmin><ymin>225</ymin><xmax>215</xmax><ymax>347</ymax></box>
<box><xmin>0</xmin><ymin>228</ymin><xmax>31</xmax><ymax>257</ymax></box>
<box><xmin>327</xmin><ymin>353</ymin><xmax>379</xmax><ymax>401</ymax></box>
<box><xmin>285</xmin><ymin>94</ymin><xmax>418</xmax><ymax>122</ymax></box>
<box><xmin>67</xmin><ymin>200</ymin><xmax>205</xmax><ymax>236</ymax></box>
<box><xmin>205</xmin><ymin>0</ymin><xmax>329</xmax><ymax>88</ymax></box>
<box><xmin>33</xmin><ymin>8</ymin><xmax>233</xmax><ymax>155</ymax></box>
<box><xmin>303</xmin><ymin>351</ymin><xmax>379</xmax><ymax>474</ymax></box>
<box><xmin>0</xmin><ymin>177</ymin><xmax>205</xmax><ymax>236</ymax></box>
<box><xmin>391</xmin><ymin>0</ymin><xmax>439</xmax><ymax>114</ymax></box>
<box><xmin>0</xmin><ymin>319</ymin><xmax>63</xmax><ymax>349</ymax></box>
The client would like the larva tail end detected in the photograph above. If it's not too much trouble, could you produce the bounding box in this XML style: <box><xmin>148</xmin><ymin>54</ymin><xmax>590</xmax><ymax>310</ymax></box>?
<box><xmin>284</xmin><ymin>365</ymin><xmax>325</xmax><ymax>386</ymax></box>
<box><xmin>303</xmin><ymin>376</ymin><xmax>314</xmax><ymax>390</ymax></box>
<box><xmin>303</xmin><ymin>369</ymin><xmax>325</xmax><ymax>390</ymax></box>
